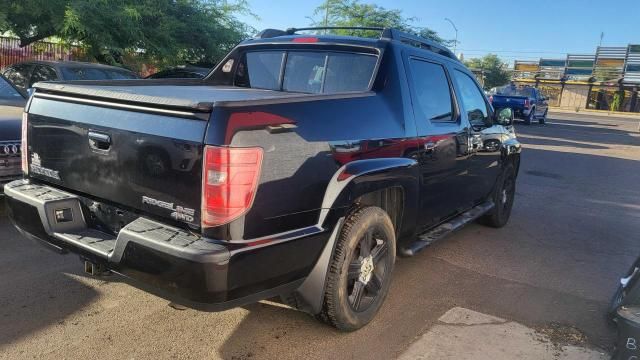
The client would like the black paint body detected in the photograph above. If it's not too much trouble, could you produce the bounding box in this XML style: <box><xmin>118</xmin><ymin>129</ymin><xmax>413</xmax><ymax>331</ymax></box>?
<box><xmin>5</xmin><ymin>33</ymin><xmax>521</xmax><ymax>310</ymax></box>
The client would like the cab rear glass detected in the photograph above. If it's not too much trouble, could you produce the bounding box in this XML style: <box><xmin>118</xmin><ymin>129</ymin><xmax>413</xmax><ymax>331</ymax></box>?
<box><xmin>234</xmin><ymin>50</ymin><xmax>378</xmax><ymax>94</ymax></box>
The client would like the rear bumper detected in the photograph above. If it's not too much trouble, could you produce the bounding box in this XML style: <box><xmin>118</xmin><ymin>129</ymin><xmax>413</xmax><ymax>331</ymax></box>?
<box><xmin>3</xmin><ymin>179</ymin><xmax>328</xmax><ymax>310</ymax></box>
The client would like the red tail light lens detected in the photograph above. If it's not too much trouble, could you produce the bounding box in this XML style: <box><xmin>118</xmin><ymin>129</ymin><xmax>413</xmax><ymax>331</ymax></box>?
<box><xmin>488</xmin><ymin>95</ymin><xmax>493</xmax><ymax>104</ymax></box>
<box><xmin>524</xmin><ymin>99</ymin><xmax>530</xmax><ymax>108</ymax></box>
<box><xmin>202</xmin><ymin>146</ymin><xmax>263</xmax><ymax>228</ymax></box>
<box><xmin>21</xmin><ymin>112</ymin><xmax>28</xmax><ymax>174</ymax></box>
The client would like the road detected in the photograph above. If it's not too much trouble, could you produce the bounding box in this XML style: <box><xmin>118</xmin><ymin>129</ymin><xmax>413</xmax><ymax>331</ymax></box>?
<box><xmin>1</xmin><ymin>111</ymin><xmax>639</xmax><ymax>359</ymax></box>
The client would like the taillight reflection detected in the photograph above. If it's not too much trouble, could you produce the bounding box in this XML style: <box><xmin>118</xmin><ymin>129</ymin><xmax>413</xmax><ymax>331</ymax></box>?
<box><xmin>21</xmin><ymin>112</ymin><xmax>28</xmax><ymax>175</ymax></box>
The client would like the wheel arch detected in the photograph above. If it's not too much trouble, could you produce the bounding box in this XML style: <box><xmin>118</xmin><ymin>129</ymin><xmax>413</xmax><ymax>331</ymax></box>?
<box><xmin>293</xmin><ymin>158</ymin><xmax>419</xmax><ymax>315</ymax></box>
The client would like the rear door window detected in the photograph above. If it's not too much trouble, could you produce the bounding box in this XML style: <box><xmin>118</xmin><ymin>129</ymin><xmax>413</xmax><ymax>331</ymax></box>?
<box><xmin>29</xmin><ymin>65</ymin><xmax>59</xmax><ymax>87</ymax></box>
<box><xmin>408</xmin><ymin>59</ymin><xmax>455</xmax><ymax>122</ymax></box>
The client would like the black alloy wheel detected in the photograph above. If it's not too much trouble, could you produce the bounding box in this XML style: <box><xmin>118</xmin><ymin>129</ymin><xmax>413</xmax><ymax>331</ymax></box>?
<box><xmin>319</xmin><ymin>206</ymin><xmax>396</xmax><ymax>331</ymax></box>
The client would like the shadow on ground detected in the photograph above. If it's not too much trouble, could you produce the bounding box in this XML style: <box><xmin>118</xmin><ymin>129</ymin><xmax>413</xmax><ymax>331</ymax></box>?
<box><xmin>0</xmin><ymin>204</ymin><xmax>100</xmax><ymax>348</ymax></box>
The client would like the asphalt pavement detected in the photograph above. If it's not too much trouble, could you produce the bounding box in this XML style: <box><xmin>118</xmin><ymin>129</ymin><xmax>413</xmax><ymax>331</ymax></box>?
<box><xmin>0</xmin><ymin>111</ymin><xmax>639</xmax><ymax>359</ymax></box>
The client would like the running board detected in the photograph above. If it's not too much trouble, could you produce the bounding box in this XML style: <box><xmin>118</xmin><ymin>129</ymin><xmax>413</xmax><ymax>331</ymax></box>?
<box><xmin>400</xmin><ymin>201</ymin><xmax>495</xmax><ymax>256</ymax></box>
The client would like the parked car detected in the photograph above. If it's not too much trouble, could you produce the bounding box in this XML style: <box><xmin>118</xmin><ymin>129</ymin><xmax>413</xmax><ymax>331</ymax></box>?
<box><xmin>0</xmin><ymin>74</ymin><xmax>26</xmax><ymax>192</ymax></box>
<box><xmin>2</xmin><ymin>60</ymin><xmax>138</xmax><ymax>93</ymax></box>
<box><xmin>145</xmin><ymin>65</ymin><xmax>211</xmax><ymax>79</ymax></box>
<box><xmin>489</xmin><ymin>84</ymin><xmax>549</xmax><ymax>125</ymax></box>
<box><xmin>4</xmin><ymin>27</ymin><xmax>521</xmax><ymax>331</ymax></box>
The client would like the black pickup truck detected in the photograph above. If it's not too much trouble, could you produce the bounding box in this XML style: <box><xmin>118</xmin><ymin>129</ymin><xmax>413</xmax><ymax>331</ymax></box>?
<box><xmin>4</xmin><ymin>27</ymin><xmax>521</xmax><ymax>330</ymax></box>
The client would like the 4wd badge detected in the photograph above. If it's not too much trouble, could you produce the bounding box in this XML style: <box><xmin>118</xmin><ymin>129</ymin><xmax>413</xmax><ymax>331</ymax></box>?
<box><xmin>141</xmin><ymin>196</ymin><xmax>196</xmax><ymax>223</ymax></box>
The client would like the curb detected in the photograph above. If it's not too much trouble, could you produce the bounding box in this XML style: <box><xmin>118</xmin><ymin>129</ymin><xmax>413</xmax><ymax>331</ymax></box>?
<box><xmin>549</xmin><ymin>107</ymin><xmax>640</xmax><ymax>120</ymax></box>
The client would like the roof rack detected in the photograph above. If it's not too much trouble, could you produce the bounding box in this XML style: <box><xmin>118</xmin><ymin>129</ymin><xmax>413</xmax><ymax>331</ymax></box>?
<box><xmin>254</xmin><ymin>27</ymin><xmax>459</xmax><ymax>62</ymax></box>
<box><xmin>285</xmin><ymin>26</ymin><xmax>385</xmax><ymax>35</ymax></box>
<box><xmin>381</xmin><ymin>28</ymin><xmax>458</xmax><ymax>61</ymax></box>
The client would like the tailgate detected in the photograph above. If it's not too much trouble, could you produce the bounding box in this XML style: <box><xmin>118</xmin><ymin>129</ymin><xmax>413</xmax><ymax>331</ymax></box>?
<box><xmin>491</xmin><ymin>95</ymin><xmax>527</xmax><ymax>107</ymax></box>
<box><xmin>26</xmin><ymin>92</ymin><xmax>208</xmax><ymax>227</ymax></box>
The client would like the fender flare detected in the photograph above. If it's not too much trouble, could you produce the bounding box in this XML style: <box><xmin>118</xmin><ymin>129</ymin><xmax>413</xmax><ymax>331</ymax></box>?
<box><xmin>294</xmin><ymin>157</ymin><xmax>418</xmax><ymax>314</ymax></box>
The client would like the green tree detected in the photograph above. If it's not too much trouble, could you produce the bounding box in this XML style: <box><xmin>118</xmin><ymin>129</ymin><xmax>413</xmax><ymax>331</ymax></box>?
<box><xmin>311</xmin><ymin>0</ymin><xmax>451</xmax><ymax>46</ymax></box>
<box><xmin>464</xmin><ymin>54</ymin><xmax>511</xmax><ymax>90</ymax></box>
<box><xmin>0</xmin><ymin>0</ymin><xmax>251</xmax><ymax>67</ymax></box>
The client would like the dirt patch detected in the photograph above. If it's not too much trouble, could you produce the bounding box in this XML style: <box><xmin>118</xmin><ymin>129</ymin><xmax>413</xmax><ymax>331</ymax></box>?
<box><xmin>534</xmin><ymin>322</ymin><xmax>589</xmax><ymax>351</ymax></box>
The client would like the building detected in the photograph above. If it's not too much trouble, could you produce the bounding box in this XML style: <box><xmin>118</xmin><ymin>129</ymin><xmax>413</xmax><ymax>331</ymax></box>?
<box><xmin>512</xmin><ymin>44</ymin><xmax>640</xmax><ymax>113</ymax></box>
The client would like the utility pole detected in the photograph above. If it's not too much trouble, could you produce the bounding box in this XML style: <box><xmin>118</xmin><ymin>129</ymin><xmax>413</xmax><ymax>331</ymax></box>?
<box><xmin>599</xmin><ymin>32</ymin><xmax>604</xmax><ymax>47</ymax></box>
<box><xmin>444</xmin><ymin>18</ymin><xmax>458</xmax><ymax>55</ymax></box>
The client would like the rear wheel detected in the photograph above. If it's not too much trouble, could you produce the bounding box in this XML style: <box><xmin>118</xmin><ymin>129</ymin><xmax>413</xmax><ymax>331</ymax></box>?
<box><xmin>319</xmin><ymin>206</ymin><xmax>396</xmax><ymax>331</ymax></box>
<box><xmin>539</xmin><ymin>109</ymin><xmax>548</xmax><ymax>125</ymax></box>
<box><xmin>481</xmin><ymin>164</ymin><xmax>516</xmax><ymax>228</ymax></box>
<box><xmin>524</xmin><ymin>108</ymin><xmax>535</xmax><ymax>125</ymax></box>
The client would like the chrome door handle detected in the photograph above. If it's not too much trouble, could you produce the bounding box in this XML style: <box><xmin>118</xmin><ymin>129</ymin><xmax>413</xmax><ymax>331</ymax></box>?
<box><xmin>88</xmin><ymin>131</ymin><xmax>111</xmax><ymax>151</ymax></box>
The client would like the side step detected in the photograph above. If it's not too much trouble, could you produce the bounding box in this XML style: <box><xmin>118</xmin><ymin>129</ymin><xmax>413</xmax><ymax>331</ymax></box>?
<box><xmin>400</xmin><ymin>201</ymin><xmax>494</xmax><ymax>256</ymax></box>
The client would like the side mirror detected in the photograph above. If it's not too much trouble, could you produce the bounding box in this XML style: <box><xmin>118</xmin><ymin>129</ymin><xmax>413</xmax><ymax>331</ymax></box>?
<box><xmin>494</xmin><ymin>107</ymin><xmax>514</xmax><ymax>126</ymax></box>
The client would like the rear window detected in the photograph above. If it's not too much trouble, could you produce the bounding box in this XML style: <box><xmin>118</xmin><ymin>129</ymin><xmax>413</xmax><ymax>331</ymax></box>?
<box><xmin>236</xmin><ymin>51</ymin><xmax>377</xmax><ymax>94</ymax></box>
<box><xmin>61</xmin><ymin>67</ymin><xmax>137</xmax><ymax>80</ymax></box>
<box><xmin>494</xmin><ymin>85</ymin><xmax>535</xmax><ymax>97</ymax></box>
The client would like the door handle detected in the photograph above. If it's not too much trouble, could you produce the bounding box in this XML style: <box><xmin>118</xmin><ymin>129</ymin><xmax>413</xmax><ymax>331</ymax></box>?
<box><xmin>88</xmin><ymin>131</ymin><xmax>111</xmax><ymax>151</ymax></box>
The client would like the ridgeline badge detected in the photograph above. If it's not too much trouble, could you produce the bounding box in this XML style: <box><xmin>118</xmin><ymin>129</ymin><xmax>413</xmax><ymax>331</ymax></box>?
<box><xmin>141</xmin><ymin>196</ymin><xmax>196</xmax><ymax>223</ymax></box>
<box><xmin>30</xmin><ymin>153</ymin><xmax>61</xmax><ymax>181</ymax></box>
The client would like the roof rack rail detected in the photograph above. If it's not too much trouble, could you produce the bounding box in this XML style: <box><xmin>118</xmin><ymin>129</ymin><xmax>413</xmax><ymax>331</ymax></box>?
<box><xmin>284</xmin><ymin>26</ymin><xmax>385</xmax><ymax>35</ymax></box>
<box><xmin>381</xmin><ymin>28</ymin><xmax>458</xmax><ymax>61</ymax></box>
<box><xmin>255</xmin><ymin>26</ymin><xmax>459</xmax><ymax>62</ymax></box>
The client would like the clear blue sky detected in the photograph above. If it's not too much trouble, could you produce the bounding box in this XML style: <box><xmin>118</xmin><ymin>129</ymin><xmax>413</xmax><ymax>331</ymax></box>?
<box><xmin>238</xmin><ymin>0</ymin><xmax>640</xmax><ymax>65</ymax></box>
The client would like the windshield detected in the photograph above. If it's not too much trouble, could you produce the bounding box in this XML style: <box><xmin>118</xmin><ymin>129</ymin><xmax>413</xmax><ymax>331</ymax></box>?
<box><xmin>0</xmin><ymin>76</ymin><xmax>24</xmax><ymax>101</ymax></box>
<box><xmin>61</xmin><ymin>67</ymin><xmax>137</xmax><ymax>80</ymax></box>
<box><xmin>494</xmin><ymin>85</ymin><xmax>535</xmax><ymax>97</ymax></box>
<box><xmin>235</xmin><ymin>50</ymin><xmax>378</xmax><ymax>94</ymax></box>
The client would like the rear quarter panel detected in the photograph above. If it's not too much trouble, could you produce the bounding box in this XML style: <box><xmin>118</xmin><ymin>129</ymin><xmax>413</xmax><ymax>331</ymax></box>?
<box><xmin>205</xmin><ymin>44</ymin><xmax>418</xmax><ymax>240</ymax></box>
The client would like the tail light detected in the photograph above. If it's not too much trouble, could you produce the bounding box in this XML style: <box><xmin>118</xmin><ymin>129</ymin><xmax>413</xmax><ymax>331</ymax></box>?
<box><xmin>21</xmin><ymin>112</ymin><xmax>28</xmax><ymax>174</ymax></box>
<box><xmin>202</xmin><ymin>146</ymin><xmax>263</xmax><ymax>228</ymax></box>
<box><xmin>524</xmin><ymin>99</ymin><xmax>530</xmax><ymax>109</ymax></box>
<box><xmin>488</xmin><ymin>95</ymin><xmax>493</xmax><ymax>104</ymax></box>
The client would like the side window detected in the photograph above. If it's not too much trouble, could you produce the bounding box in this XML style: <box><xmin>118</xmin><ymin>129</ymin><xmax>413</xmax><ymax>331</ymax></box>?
<box><xmin>408</xmin><ymin>59</ymin><xmax>454</xmax><ymax>122</ymax></box>
<box><xmin>30</xmin><ymin>65</ymin><xmax>58</xmax><ymax>87</ymax></box>
<box><xmin>452</xmin><ymin>70</ymin><xmax>490</xmax><ymax>127</ymax></box>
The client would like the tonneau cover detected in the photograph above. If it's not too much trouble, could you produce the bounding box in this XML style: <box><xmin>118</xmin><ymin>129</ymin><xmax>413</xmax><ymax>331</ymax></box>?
<box><xmin>33</xmin><ymin>80</ymin><xmax>316</xmax><ymax>112</ymax></box>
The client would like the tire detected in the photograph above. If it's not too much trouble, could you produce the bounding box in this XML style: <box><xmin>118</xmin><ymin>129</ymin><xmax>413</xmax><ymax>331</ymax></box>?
<box><xmin>524</xmin><ymin>107</ymin><xmax>534</xmax><ymax>125</ymax></box>
<box><xmin>319</xmin><ymin>206</ymin><xmax>396</xmax><ymax>331</ymax></box>
<box><xmin>539</xmin><ymin>109</ymin><xmax>548</xmax><ymax>125</ymax></box>
<box><xmin>608</xmin><ymin>262</ymin><xmax>640</xmax><ymax>322</ymax></box>
<box><xmin>481</xmin><ymin>164</ymin><xmax>516</xmax><ymax>228</ymax></box>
